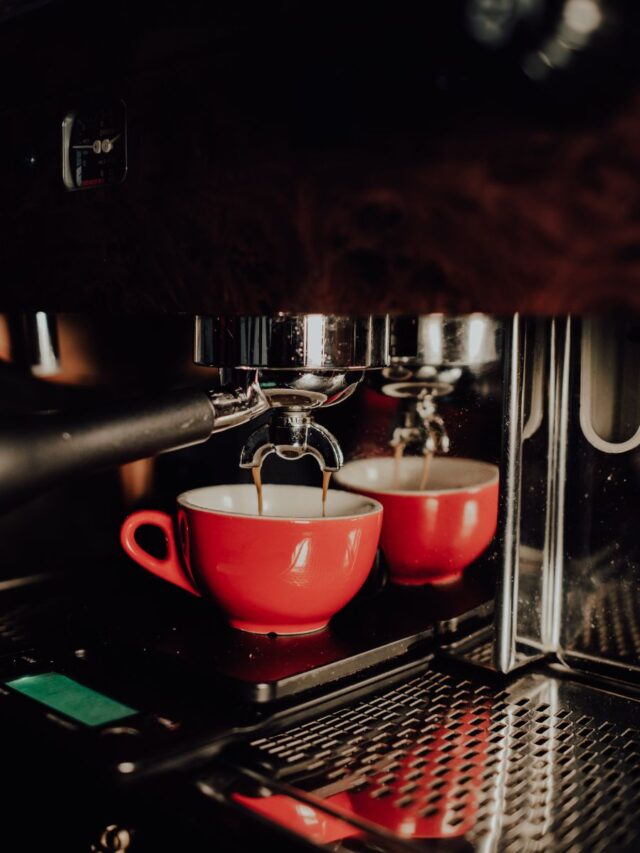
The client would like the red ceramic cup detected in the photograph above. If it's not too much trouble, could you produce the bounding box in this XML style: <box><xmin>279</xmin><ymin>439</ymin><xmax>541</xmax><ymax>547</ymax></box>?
<box><xmin>334</xmin><ymin>456</ymin><xmax>498</xmax><ymax>586</ymax></box>
<box><xmin>120</xmin><ymin>484</ymin><xmax>382</xmax><ymax>635</ymax></box>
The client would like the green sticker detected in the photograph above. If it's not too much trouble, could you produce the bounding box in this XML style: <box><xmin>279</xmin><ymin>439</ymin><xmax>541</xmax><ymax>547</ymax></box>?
<box><xmin>6</xmin><ymin>672</ymin><xmax>137</xmax><ymax>727</ymax></box>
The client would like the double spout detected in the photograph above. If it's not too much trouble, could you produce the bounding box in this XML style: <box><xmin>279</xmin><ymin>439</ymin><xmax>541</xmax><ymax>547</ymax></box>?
<box><xmin>197</xmin><ymin>314</ymin><xmax>390</xmax><ymax>474</ymax></box>
<box><xmin>390</xmin><ymin>389</ymin><xmax>450</xmax><ymax>458</ymax></box>
<box><xmin>240</xmin><ymin>410</ymin><xmax>343</xmax><ymax>472</ymax></box>
<box><xmin>377</xmin><ymin>315</ymin><xmax>502</xmax><ymax>459</ymax></box>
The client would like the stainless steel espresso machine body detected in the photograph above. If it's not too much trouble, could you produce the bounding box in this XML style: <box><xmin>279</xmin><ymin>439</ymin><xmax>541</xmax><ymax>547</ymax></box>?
<box><xmin>2</xmin><ymin>311</ymin><xmax>640</xmax><ymax>853</ymax></box>
<box><xmin>462</xmin><ymin>314</ymin><xmax>640</xmax><ymax>687</ymax></box>
<box><xmin>200</xmin><ymin>313</ymin><xmax>640</xmax><ymax>853</ymax></box>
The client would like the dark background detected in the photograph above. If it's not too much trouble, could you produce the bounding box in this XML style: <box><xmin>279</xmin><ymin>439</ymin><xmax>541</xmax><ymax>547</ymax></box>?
<box><xmin>2</xmin><ymin>0</ymin><xmax>640</xmax><ymax>313</ymax></box>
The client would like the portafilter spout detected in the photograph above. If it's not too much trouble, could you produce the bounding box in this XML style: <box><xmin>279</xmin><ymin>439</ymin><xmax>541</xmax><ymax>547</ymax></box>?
<box><xmin>239</xmin><ymin>410</ymin><xmax>343</xmax><ymax>471</ymax></box>
<box><xmin>370</xmin><ymin>314</ymin><xmax>502</xmax><ymax>458</ymax></box>
<box><xmin>389</xmin><ymin>383</ymin><xmax>452</xmax><ymax>457</ymax></box>
<box><xmin>195</xmin><ymin>315</ymin><xmax>390</xmax><ymax>472</ymax></box>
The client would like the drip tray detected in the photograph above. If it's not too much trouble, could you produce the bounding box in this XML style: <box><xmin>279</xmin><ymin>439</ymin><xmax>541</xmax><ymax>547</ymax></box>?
<box><xmin>0</xmin><ymin>555</ymin><xmax>494</xmax><ymax>704</ymax></box>
<box><xmin>96</xmin><ymin>554</ymin><xmax>494</xmax><ymax>703</ymax></box>
<box><xmin>205</xmin><ymin>661</ymin><xmax>640</xmax><ymax>852</ymax></box>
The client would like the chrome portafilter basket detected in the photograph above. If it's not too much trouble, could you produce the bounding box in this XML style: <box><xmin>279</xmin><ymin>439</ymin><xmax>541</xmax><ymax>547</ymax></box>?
<box><xmin>194</xmin><ymin>315</ymin><xmax>390</xmax><ymax>471</ymax></box>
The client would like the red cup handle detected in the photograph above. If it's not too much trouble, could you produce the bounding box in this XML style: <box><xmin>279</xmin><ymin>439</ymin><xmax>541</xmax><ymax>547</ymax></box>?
<box><xmin>120</xmin><ymin>510</ymin><xmax>200</xmax><ymax>596</ymax></box>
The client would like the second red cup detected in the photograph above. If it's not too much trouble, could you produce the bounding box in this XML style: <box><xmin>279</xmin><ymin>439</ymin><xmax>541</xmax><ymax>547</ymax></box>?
<box><xmin>334</xmin><ymin>456</ymin><xmax>498</xmax><ymax>585</ymax></box>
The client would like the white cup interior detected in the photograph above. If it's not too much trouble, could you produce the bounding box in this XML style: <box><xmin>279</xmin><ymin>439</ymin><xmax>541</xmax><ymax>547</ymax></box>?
<box><xmin>334</xmin><ymin>456</ymin><xmax>499</xmax><ymax>495</ymax></box>
<box><xmin>178</xmin><ymin>483</ymin><xmax>381</xmax><ymax>519</ymax></box>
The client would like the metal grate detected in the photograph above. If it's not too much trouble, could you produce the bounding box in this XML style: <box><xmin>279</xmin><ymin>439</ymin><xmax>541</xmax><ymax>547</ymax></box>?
<box><xmin>229</xmin><ymin>666</ymin><xmax>640</xmax><ymax>851</ymax></box>
<box><xmin>572</xmin><ymin>578</ymin><xmax>640</xmax><ymax>663</ymax></box>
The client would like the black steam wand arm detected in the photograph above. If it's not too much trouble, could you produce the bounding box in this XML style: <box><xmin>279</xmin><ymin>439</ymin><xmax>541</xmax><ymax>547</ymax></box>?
<box><xmin>0</xmin><ymin>380</ymin><xmax>268</xmax><ymax>512</ymax></box>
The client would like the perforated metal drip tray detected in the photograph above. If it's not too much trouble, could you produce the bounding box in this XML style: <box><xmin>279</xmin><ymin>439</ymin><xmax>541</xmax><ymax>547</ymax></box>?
<box><xmin>200</xmin><ymin>661</ymin><xmax>640</xmax><ymax>852</ymax></box>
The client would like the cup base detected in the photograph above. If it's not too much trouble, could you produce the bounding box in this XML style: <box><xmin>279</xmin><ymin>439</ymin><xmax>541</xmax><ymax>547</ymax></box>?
<box><xmin>230</xmin><ymin>619</ymin><xmax>329</xmax><ymax>636</ymax></box>
<box><xmin>390</xmin><ymin>572</ymin><xmax>463</xmax><ymax>587</ymax></box>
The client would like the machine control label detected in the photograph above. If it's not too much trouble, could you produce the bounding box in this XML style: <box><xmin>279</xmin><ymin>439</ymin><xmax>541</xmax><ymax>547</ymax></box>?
<box><xmin>5</xmin><ymin>672</ymin><xmax>137</xmax><ymax>727</ymax></box>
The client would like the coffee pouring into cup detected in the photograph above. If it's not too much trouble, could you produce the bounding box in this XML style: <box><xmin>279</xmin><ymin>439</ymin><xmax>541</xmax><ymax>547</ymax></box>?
<box><xmin>337</xmin><ymin>315</ymin><xmax>501</xmax><ymax>586</ymax></box>
<box><xmin>121</xmin><ymin>484</ymin><xmax>383</xmax><ymax>635</ymax></box>
<box><xmin>121</xmin><ymin>315</ymin><xmax>389</xmax><ymax>634</ymax></box>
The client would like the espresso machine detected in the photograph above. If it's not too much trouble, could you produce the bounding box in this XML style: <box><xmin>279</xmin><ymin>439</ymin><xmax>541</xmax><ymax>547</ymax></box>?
<box><xmin>197</xmin><ymin>313</ymin><xmax>640</xmax><ymax>853</ymax></box>
<box><xmin>4</xmin><ymin>0</ymin><xmax>640</xmax><ymax>842</ymax></box>
<box><xmin>3</xmin><ymin>309</ymin><xmax>640</xmax><ymax>852</ymax></box>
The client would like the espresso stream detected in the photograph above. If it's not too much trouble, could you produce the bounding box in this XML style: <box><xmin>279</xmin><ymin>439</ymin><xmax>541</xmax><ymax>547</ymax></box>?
<box><xmin>392</xmin><ymin>442</ymin><xmax>405</xmax><ymax>489</ymax></box>
<box><xmin>251</xmin><ymin>467</ymin><xmax>264</xmax><ymax>516</ymax></box>
<box><xmin>393</xmin><ymin>444</ymin><xmax>432</xmax><ymax>491</ymax></box>
<box><xmin>419</xmin><ymin>453</ymin><xmax>433</xmax><ymax>491</ymax></box>
<box><xmin>321</xmin><ymin>470</ymin><xmax>332</xmax><ymax>516</ymax></box>
<box><xmin>252</xmin><ymin>467</ymin><xmax>332</xmax><ymax>517</ymax></box>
